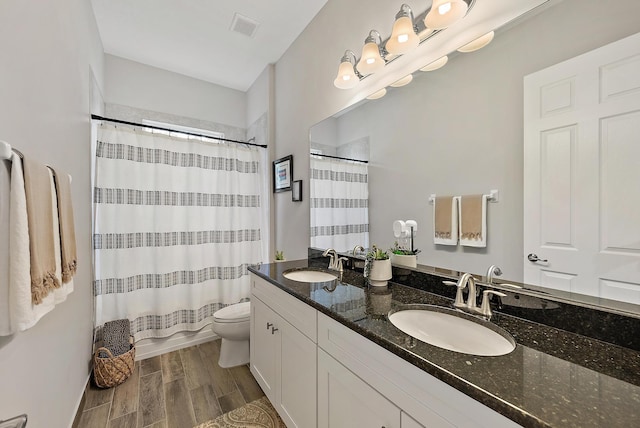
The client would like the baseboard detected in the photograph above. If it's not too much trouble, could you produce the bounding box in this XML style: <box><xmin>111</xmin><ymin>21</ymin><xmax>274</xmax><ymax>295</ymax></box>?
<box><xmin>134</xmin><ymin>328</ymin><xmax>220</xmax><ymax>360</ymax></box>
<box><xmin>70</xmin><ymin>372</ymin><xmax>91</xmax><ymax>428</ymax></box>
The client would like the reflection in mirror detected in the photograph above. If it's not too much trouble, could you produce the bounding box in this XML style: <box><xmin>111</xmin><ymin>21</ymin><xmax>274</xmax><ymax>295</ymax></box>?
<box><xmin>308</xmin><ymin>0</ymin><xmax>640</xmax><ymax>315</ymax></box>
<box><xmin>309</xmin><ymin>117</ymin><xmax>370</xmax><ymax>252</ymax></box>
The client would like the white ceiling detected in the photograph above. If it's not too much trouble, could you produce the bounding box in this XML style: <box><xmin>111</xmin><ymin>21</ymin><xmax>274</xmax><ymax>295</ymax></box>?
<box><xmin>91</xmin><ymin>0</ymin><xmax>328</xmax><ymax>92</ymax></box>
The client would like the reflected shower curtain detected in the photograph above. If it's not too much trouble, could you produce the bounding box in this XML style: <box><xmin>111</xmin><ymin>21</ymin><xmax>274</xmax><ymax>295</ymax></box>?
<box><xmin>310</xmin><ymin>155</ymin><xmax>369</xmax><ymax>252</ymax></box>
<box><xmin>93</xmin><ymin>123</ymin><xmax>267</xmax><ymax>341</ymax></box>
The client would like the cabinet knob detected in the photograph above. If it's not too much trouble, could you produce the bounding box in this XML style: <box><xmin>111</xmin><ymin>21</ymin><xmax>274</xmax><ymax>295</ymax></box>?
<box><xmin>266</xmin><ymin>322</ymin><xmax>273</xmax><ymax>330</ymax></box>
<box><xmin>271</xmin><ymin>326</ymin><xmax>279</xmax><ymax>334</ymax></box>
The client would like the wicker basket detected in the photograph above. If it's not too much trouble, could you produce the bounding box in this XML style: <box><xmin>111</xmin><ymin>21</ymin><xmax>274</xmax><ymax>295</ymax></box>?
<box><xmin>93</xmin><ymin>338</ymin><xmax>135</xmax><ymax>388</ymax></box>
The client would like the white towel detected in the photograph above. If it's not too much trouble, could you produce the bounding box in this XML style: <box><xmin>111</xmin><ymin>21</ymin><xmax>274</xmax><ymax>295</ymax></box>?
<box><xmin>433</xmin><ymin>196</ymin><xmax>459</xmax><ymax>245</ymax></box>
<box><xmin>459</xmin><ymin>194</ymin><xmax>488</xmax><ymax>248</ymax></box>
<box><xmin>0</xmin><ymin>159</ymin><xmax>11</xmax><ymax>335</ymax></box>
<box><xmin>8</xmin><ymin>154</ymin><xmax>72</xmax><ymax>332</ymax></box>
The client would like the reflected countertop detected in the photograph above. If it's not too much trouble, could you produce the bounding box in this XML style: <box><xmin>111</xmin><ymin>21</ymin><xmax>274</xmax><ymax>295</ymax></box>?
<box><xmin>249</xmin><ymin>259</ymin><xmax>640</xmax><ymax>428</ymax></box>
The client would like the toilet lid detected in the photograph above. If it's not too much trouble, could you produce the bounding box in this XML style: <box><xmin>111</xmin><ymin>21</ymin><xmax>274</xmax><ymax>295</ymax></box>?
<box><xmin>213</xmin><ymin>301</ymin><xmax>251</xmax><ymax>322</ymax></box>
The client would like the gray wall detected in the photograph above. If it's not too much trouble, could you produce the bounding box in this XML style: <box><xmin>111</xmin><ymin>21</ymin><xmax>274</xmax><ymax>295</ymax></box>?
<box><xmin>105</xmin><ymin>54</ymin><xmax>247</xmax><ymax>129</ymax></box>
<box><xmin>0</xmin><ymin>0</ymin><xmax>104</xmax><ymax>426</ymax></box>
<box><xmin>274</xmin><ymin>0</ymin><xmax>640</xmax><ymax>280</ymax></box>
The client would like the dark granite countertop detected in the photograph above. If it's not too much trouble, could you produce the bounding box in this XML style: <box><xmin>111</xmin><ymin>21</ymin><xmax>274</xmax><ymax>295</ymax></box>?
<box><xmin>249</xmin><ymin>259</ymin><xmax>640</xmax><ymax>428</ymax></box>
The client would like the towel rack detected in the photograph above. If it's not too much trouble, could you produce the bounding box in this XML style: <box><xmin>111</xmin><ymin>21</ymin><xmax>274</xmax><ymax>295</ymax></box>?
<box><xmin>0</xmin><ymin>140</ymin><xmax>71</xmax><ymax>182</ymax></box>
<box><xmin>428</xmin><ymin>189</ymin><xmax>499</xmax><ymax>204</ymax></box>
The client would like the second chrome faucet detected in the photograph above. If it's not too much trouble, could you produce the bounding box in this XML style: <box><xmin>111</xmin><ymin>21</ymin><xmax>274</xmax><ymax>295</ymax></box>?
<box><xmin>452</xmin><ymin>273</ymin><xmax>505</xmax><ymax>320</ymax></box>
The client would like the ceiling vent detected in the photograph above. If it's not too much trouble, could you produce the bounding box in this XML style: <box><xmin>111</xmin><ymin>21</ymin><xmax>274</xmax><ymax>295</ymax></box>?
<box><xmin>230</xmin><ymin>13</ymin><xmax>259</xmax><ymax>38</ymax></box>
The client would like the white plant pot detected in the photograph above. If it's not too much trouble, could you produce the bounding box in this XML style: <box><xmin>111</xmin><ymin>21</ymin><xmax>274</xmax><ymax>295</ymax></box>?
<box><xmin>390</xmin><ymin>254</ymin><xmax>417</xmax><ymax>268</ymax></box>
<box><xmin>368</xmin><ymin>259</ymin><xmax>392</xmax><ymax>286</ymax></box>
<box><xmin>274</xmin><ymin>259</ymin><xmax>286</xmax><ymax>263</ymax></box>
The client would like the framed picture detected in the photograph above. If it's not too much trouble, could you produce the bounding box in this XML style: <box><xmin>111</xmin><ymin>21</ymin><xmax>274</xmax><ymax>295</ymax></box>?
<box><xmin>292</xmin><ymin>180</ymin><xmax>302</xmax><ymax>202</ymax></box>
<box><xmin>273</xmin><ymin>155</ymin><xmax>293</xmax><ymax>192</ymax></box>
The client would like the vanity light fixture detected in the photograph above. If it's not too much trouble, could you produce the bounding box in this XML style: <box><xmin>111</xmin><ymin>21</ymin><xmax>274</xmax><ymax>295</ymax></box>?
<box><xmin>367</xmin><ymin>88</ymin><xmax>387</xmax><ymax>100</ymax></box>
<box><xmin>333</xmin><ymin>0</ymin><xmax>476</xmax><ymax>90</ymax></box>
<box><xmin>457</xmin><ymin>31</ymin><xmax>495</xmax><ymax>52</ymax></box>
<box><xmin>385</xmin><ymin>4</ymin><xmax>420</xmax><ymax>56</ymax></box>
<box><xmin>333</xmin><ymin>50</ymin><xmax>360</xmax><ymax>89</ymax></box>
<box><xmin>420</xmin><ymin>55</ymin><xmax>449</xmax><ymax>71</ymax></box>
<box><xmin>357</xmin><ymin>30</ymin><xmax>386</xmax><ymax>75</ymax></box>
<box><xmin>390</xmin><ymin>74</ymin><xmax>413</xmax><ymax>87</ymax></box>
<box><xmin>424</xmin><ymin>0</ymin><xmax>469</xmax><ymax>30</ymax></box>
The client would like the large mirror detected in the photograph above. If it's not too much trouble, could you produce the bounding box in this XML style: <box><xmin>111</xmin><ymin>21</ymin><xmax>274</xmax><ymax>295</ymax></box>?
<box><xmin>309</xmin><ymin>0</ymin><xmax>640</xmax><ymax>314</ymax></box>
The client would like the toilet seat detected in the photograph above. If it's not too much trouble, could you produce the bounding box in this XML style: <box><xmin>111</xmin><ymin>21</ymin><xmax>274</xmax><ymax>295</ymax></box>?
<box><xmin>213</xmin><ymin>302</ymin><xmax>250</xmax><ymax>323</ymax></box>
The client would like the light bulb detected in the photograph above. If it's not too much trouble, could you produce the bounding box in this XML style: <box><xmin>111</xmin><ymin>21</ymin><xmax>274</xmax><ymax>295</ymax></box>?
<box><xmin>390</xmin><ymin>74</ymin><xmax>413</xmax><ymax>88</ymax></box>
<box><xmin>457</xmin><ymin>31</ymin><xmax>495</xmax><ymax>53</ymax></box>
<box><xmin>420</xmin><ymin>56</ymin><xmax>448</xmax><ymax>72</ymax></box>
<box><xmin>386</xmin><ymin>12</ymin><xmax>419</xmax><ymax>55</ymax></box>
<box><xmin>424</xmin><ymin>0</ymin><xmax>468</xmax><ymax>30</ymax></box>
<box><xmin>367</xmin><ymin>88</ymin><xmax>387</xmax><ymax>100</ymax></box>
<box><xmin>333</xmin><ymin>61</ymin><xmax>358</xmax><ymax>89</ymax></box>
<box><xmin>357</xmin><ymin>40</ymin><xmax>385</xmax><ymax>75</ymax></box>
<box><xmin>438</xmin><ymin>2</ymin><xmax>452</xmax><ymax>14</ymax></box>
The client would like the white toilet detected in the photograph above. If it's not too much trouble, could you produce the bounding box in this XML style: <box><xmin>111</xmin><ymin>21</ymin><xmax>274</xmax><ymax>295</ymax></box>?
<box><xmin>211</xmin><ymin>301</ymin><xmax>251</xmax><ymax>368</ymax></box>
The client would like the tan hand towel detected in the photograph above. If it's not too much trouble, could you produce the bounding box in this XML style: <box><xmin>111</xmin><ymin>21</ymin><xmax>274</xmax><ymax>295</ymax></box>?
<box><xmin>460</xmin><ymin>195</ymin><xmax>483</xmax><ymax>240</ymax></box>
<box><xmin>52</xmin><ymin>169</ymin><xmax>77</xmax><ymax>283</ymax></box>
<box><xmin>22</xmin><ymin>157</ymin><xmax>60</xmax><ymax>304</ymax></box>
<box><xmin>434</xmin><ymin>196</ymin><xmax>453</xmax><ymax>239</ymax></box>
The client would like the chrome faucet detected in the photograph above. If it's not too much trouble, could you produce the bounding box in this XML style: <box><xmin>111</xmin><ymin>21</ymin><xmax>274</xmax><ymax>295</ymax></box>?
<box><xmin>454</xmin><ymin>273</ymin><xmax>479</xmax><ymax>311</ymax></box>
<box><xmin>449</xmin><ymin>272</ymin><xmax>507</xmax><ymax>320</ymax></box>
<box><xmin>352</xmin><ymin>245</ymin><xmax>365</xmax><ymax>255</ymax></box>
<box><xmin>486</xmin><ymin>265</ymin><xmax>502</xmax><ymax>284</ymax></box>
<box><xmin>479</xmin><ymin>290</ymin><xmax>507</xmax><ymax>320</ymax></box>
<box><xmin>322</xmin><ymin>248</ymin><xmax>337</xmax><ymax>270</ymax></box>
<box><xmin>335</xmin><ymin>257</ymin><xmax>348</xmax><ymax>273</ymax></box>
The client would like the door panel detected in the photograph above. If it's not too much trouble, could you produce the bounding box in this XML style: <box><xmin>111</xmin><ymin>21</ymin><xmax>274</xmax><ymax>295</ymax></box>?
<box><xmin>250</xmin><ymin>297</ymin><xmax>277</xmax><ymax>401</ymax></box>
<box><xmin>318</xmin><ymin>349</ymin><xmax>400</xmax><ymax>428</ymax></box>
<box><xmin>524</xmin><ymin>32</ymin><xmax>640</xmax><ymax>300</ymax></box>
<box><xmin>278</xmin><ymin>318</ymin><xmax>317</xmax><ymax>428</ymax></box>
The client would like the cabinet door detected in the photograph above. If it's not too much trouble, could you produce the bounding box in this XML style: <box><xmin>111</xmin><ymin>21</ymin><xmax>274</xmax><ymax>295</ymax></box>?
<box><xmin>277</xmin><ymin>318</ymin><xmax>317</xmax><ymax>428</ymax></box>
<box><xmin>250</xmin><ymin>297</ymin><xmax>277</xmax><ymax>401</ymax></box>
<box><xmin>318</xmin><ymin>349</ymin><xmax>400</xmax><ymax>428</ymax></box>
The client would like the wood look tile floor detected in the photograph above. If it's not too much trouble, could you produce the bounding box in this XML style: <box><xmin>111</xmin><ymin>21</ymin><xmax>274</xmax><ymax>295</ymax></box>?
<box><xmin>76</xmin><ymin>340</ymin><xmax>265</xmax><ymax>428</ymax></box>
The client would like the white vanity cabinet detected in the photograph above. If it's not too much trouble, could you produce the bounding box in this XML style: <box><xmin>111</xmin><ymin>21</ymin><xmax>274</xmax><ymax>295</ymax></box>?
<box><xmin>317</xmin><ymin>313</ymin><xmax>521</xmax><ymax>428</ymax></box>
<box><xmin>249</xmin><ymin>273</ymin><xmax>520</xmax><ymax>428</ymax></box>
<box><xmin>250</xmin><ymin>274</ymin><xmax>317</xmax><ymax>428</ymax></box>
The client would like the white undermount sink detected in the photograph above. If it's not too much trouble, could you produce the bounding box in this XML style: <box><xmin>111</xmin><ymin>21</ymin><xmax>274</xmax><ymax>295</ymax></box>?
<box><xmin>283</xmin><ymin>269</ymin><xmax>338</xmax><ymax>283</ymax></box>
<box><xmin>388</xmin><ymin>305</ymin><xmax>516</xmax><ymax>356</ymax></box>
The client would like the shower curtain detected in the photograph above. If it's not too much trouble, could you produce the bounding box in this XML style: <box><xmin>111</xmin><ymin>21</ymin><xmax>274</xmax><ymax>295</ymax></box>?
<box><xmin>93</xmin><ymin>123</ymin><xmax>267</xmax><ymax>341</ymax></box>
<box><xmin>310</xmin><ymin>155</ymin><xmax>369</xmax><ymax>252</ymax></box>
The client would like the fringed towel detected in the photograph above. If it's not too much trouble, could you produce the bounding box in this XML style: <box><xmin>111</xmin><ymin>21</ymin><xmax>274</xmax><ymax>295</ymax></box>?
<box><xmin>22</xmin><ymin>156</ymin><xmax>60</xmax><ymax>304</ymax></box>
<box><xmin>459</xmin><ymin>194</ymin><xmax>488</xmax><ymax>248</ymax></box>
<box><xmin>433</xmin><ymin>196</ymin><xmax>459</xmax><ymax>245</ymax></box>
<box><xmin>52</xmin><ymin>169</ymin><xmax>77</xmax><ymax>283</ymax></box>
<box><xmin>9</xmin><ymin>154</ymin><xmax>74</xmax><ymax>332</ymax></box>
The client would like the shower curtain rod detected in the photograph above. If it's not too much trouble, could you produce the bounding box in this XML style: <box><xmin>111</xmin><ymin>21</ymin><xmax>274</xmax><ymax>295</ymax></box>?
<box><xmin>91</xmin><ymin>115</ymin><xmax>267</xmax><ymax>148</ymax></box>
<box><xmin>310</xmin><ymin>152</ymin><xmax>368</xmax><ymax>164</ymax></box>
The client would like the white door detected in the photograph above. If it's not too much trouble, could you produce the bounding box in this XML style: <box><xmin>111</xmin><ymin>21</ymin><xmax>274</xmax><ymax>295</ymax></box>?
<box><xmin>524</xmin><ymin>32</ymin><xmax>640</xmax><ymax>301</ymax></box>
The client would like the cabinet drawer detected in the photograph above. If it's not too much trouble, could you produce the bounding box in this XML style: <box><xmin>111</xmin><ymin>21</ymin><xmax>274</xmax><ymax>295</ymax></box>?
<box><xmin>251</xmin><ymin>273</ymin><xmax>317</xmax><ymax>342</ymax></box>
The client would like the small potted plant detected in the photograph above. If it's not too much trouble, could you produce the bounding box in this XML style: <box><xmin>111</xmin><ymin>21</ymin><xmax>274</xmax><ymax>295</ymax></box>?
<box><xmin>274</xmin><ymin>250</ymin><xmax>286</xmax><ymax>263</ymax></box>
<box><xmin>390</xmin><ymin>241</ymin><xmax>420</xmax><ymax>269</ymax></box>
<box><xmin>364</xmin><ymin>245</ymin><xmax>392</xmax><ymax>287</ymax></box>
